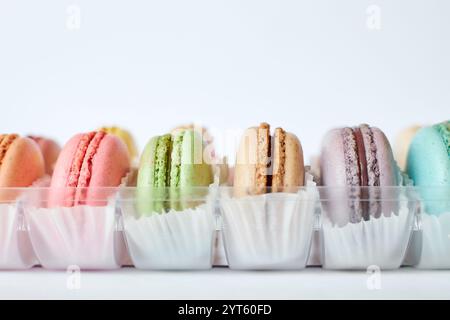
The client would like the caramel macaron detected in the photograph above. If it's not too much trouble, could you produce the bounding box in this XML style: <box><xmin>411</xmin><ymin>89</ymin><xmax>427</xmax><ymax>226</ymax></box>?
<box><xmin>234</xmin><ymin>123</ymin><xmax>305</xmax><ymax>196</ymax></box>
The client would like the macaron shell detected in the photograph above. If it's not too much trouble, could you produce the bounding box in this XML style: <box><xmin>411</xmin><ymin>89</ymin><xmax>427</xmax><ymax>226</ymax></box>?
<box><xmin>0</xmin><ymin>137</ymin><xmax>45</xmax><ymax>188</ymax></box>
<box><xmin>320</xmin><ymin>128</ymin><xmax>354</xmax><ymax>226</ymax></box>
<box><xmin>408</xmin><ymin>126</ymin><xmax>449</xmax><ymax>185</ymax></box>
<box><xmin>233</xmin><ymin>127</ymin><xmax>259</xmax><ymax>196</ymax></box>
<box><xmin>99</xmin><ymin>126</ymin><xmax>138</xmax><ymax>160</ymax></box>
<box><xmin>320</xmin><ymin>127</ymin><xmax>398</xmax><ymax>187</ymax></box>
<box><xmin>84</xmin><ymin>134</ymin><xmax>130</xmax><ymax>205</ymax></box>
<box><xmin>370</xmin><ymin>127</ymin><xmax>400</xmax><ymax>219</ymax></box>
<box><xmin>394</xmin><ymin>125</ymin><xmax>421</xmax><ymax>171</ymax></box>
<box><xmin>272</xmin><ymin>130</ymin><xmax>305</xmax><ymax>192</ymax></box>
<box><xmin>435</xmin><ymin>121</ymin><xmax>450</xmax><ymax>155</ymax></box>
<box><xmin>40</xmin><ymin>139</ymin><xmax>61</xmax><ymax>175</ymax></box>
<box><xmin>49</xmin><ymin>134</ymin><xmax>84</xmax><ymax>207</ymax></box>
<box><xmin>136</xmin><ymin>136</ymin><xmax>168</xmax><ymax>214</ymax></box>
<box><xmin>137</xmin><ymin>136</ymin><xmax>159</xmax><ymax>189</ymax></box>
<box><xmin>371</xmin><ymin>127</ymin><xmax>399</xmax><ymax>186</ymax></box>
<box><xmin>283</xmin><ymin>132</ymin><xmax>305</xmax><ymax>188</ymax></box>
<box><xmin>48</xmin><ymin>134</ymin><xmax>91</xmax><ymax>207</ymax></box>
<box><xmin>407</xmin><ymin>126</ymin><xmax>450</xmax><ymax>214</ymax></box>
<box><xmin>178</xmin><ymin>130</ymin><xmax>213</xmax><ymax>186</ymax></box>
<box><xmin>320</xmin><ymin>128</ymin><xmax>348</xmax><ymax>187</ymax></box>
<box><xmin>49</xmin><ymin>133</ymin><xmax>130</xmax><ymax>207</ymax></box>
<box><xmin>173</xmin><ymin>130</ymin><xmax>214</xmax><ymax>210</ymax></box>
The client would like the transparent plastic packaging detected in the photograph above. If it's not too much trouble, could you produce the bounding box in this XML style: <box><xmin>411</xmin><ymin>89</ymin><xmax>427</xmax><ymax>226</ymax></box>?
<box><xmin>119</xmin><ymin>187</ymin><xmax>217</xmax><ymax>270</ymax></box>
<box><xmin>406</xmin><ymin>187</ymin><xmax>450</xmax><ymax>269</ymax></box>
<box><xmin>22</xmin><ymin>187</ymin><xmax>128</xmax><ymax>270</ymax></box>
<box><xmin>219</xmin><ymin>186</ymin><xmax>319</xmax><ymax>270</ymax></box>
<box><xmin>319</xmin><ymin>186</ymin><xmax>418</xmax><ymax>270</ymax></box>
<box><xmin>0</xmin><ymin>189</ymin><xmax>38</xmax><ymax>269</ymax></box>
<box><xmin>0</xmin><ymin>185</ymin><xmax>447</xmax><ymax>271</ymax></box>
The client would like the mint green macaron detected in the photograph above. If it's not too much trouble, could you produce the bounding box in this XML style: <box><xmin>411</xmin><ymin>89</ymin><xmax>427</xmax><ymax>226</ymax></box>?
<box><xmin>407</xmin><ymin>121</ymin><xmax>450</xmax><ymax>215</ymax></box>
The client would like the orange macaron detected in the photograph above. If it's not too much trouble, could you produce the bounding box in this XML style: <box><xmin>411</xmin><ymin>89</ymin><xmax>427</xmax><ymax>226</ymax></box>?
<box><xmin>0</xmin><ymin>134</ymin><xmax>45</xmax><ymax>189</ymax></box>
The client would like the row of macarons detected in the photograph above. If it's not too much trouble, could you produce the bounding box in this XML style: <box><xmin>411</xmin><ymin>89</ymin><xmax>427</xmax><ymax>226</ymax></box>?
<box><xmin>0</xmin><ymin>121</ymin><xmax>448</xmax><ymax>207</ymax></box>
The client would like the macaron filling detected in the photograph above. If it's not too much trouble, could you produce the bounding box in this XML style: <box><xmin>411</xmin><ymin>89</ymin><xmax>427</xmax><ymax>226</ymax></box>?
<box><xmin>154</xmin><ymin>134</ymin><xmax>172</xmax><ymax>187</ymax></box>
<box><xmin>170</xmin><ymin>132</ymin><xmax>184</xmax><ymax>188</ymax></box>
<box><xmin>272</xmin><ymin>128</ymin><xmax>286</xmax><ymax>192</ymax></box>
<box><xmin>0</xmin><ymin>134</ymin><xmax>18</xmax><ymax>167</ymax></box>
<box><xmin>342</xmin><ymin>125</ymin><xmax>381</xmax><ymax>221</ymax></box>
<box><xmin>342</xmin><ymin>125</ymin><xmax>380</xmax><ymax>187</ymax></box>
<box><xmin>353</xmin><ymin>127</ymin><xmax>369</xmax><ymax>187</ymax></box>
<box><xmin>360</xmin><ymin>124</ymin><xmax>381</xmax><ymax>187</ymax></box>
<box><xmin>256</xmin><ymin>123</ymin><xmax>272</xmax><ymax>192</ymax></box>
<box><xmin>342</xmin><ymin>128</ymin><xmax>361</xmax><ymax>186</ymax></box>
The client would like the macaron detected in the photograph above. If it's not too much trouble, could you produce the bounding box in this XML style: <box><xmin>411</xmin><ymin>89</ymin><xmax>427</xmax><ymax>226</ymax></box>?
<box><xmin>394</xmin><ymin>125</ymin><xmax>422</xmax><ymax>171</ymax></box>
<box><xmin>406</xmin><ymin>121</ymin><xmax>450</xmax><ymax>214</ymax></box>
<box><xmin>171</xmin><ymin>123</ymin><xmax>214</xmax><ymax>147</ymax></box>
<box><xmin>137</xmin><ymin>129</ymin><xmax>214</xmax><ymax>214</ymax></box>
<box><xmin>0</xmin><ymin>134</ymin><xmax>45</xmax><ymax>189</ymax></box>
<box><xmin>28</xmin><ymin>135</ymin><xmax>61</xmax><ymax>175</ymax></box>
<box><xmin>99</xmin><ymin>126</ymin><xmax>138</xmax><ymax>161</ymax></box>
<box><xmin>49</xmin><ymin>131</ymin><xmax>130</xmax><ymax>207</ymax></box>
<box><xmin>172</xmin><ymin>124</ymin><xmax>230</xmax><ymax>185</ymax></box>
<box><xmin>233</xmin><ymin>123</ymin><xmax>305</xmax><ymax>196</ymax></box>
<box><xmin>320</xmin><ymin>124</ymin><xmax>399</xmax><ymax>224</ymax></box>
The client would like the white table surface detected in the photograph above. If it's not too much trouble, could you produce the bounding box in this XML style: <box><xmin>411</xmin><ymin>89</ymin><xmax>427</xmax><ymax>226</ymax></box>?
<box><xmin>0</xmin><ymin>267</ymin><xmax>449</xmax><ymax>300</ymax></box>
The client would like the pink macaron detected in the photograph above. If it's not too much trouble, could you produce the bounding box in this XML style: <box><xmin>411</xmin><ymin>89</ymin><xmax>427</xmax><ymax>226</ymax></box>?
<box><xmin>49</xmin><ymin>131</ymin><xmax>130</xmax><ymax>207</ymax></box>
<box><xmin>28</xmin><ymin>136</ymin><xmax>61</xmax><ymax>175</ymax></box>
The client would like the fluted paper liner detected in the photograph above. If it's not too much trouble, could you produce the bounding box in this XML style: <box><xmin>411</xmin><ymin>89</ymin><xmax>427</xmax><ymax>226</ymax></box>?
<box><xmin>25</xmin><ymin>198</ymin><xmax>127</xmax><ymax>270</ymax></box>
<box><xmin>219</xmin><ymin>185</ymin><xmax>318</xmax><ymax>270</ymax></box>
<box><xmin>321</xmin><ymin>194</ymin><xmax>415</xmax><ymax>270</ymax></box>
<box><xmin>213</xmin><ymin>225</ymin><xmax>228</xmax><ymax>266</ymax></box>
<box><xmin>123</xmin><ymin>205</ymin><xmax>215</xmax><ymax>269</ymax></box>
<box><xmin>121</xmin><ymin>167</ymin><xmax>219</xmax><ymax>270</ymax></box>
<box><xmin>23</xmin><ymin>173</ymin><xmax>130</xmax><ymax>270</ymax></box>
<box><xmin>413</xmin><ymin>212</ymin><xmax>450</xmax><ymax>269</ymax></box>
<box><xmin>401</xmin><ymin>169</ymin><xmax>450</xmax><ymax>269</ymax></box>
<box><xmin>0</xmin><ymin>177</ymin><xmax>50</xmax><ymax>269</ymax></box>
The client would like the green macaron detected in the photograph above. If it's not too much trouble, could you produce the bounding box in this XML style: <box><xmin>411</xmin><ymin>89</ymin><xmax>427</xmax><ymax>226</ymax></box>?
<box><xmin>137</xmin><ymin>130</ymin><xmax>214</xmax><ymax>214</ymax></box>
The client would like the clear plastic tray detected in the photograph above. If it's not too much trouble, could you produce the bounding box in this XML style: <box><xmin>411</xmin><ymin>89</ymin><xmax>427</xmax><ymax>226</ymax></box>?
<box><xmin>0</xmin><ymin>189</ymin><xmax>38</xmax><ymax>269</ymax></box>
<box><xmin>318</xmin><ymin>186</ymin><xmax>418</xmax><ymax>270</ymax></box>
<box><xmin>0</xmin><ymin>185</ymin><xmax>447</xmax><ymax>271</ymax></box>
<box><xmin>219</xmin><ymin>187</ymin><xmax>319</xmax><ymax>270</ymax></box>
<box><xmin>405</xmin><ymin>186</ymin><xmax>450</xmax><ymax>269</ymax></box>
<box><xmin>119</xmin><ymin>187</ymin><xmax>217</xmax><ymax>270</ymax></box>
<box><xmin>22</xmin><ymin>187</ymin><xmax>128</xmax><ymax>270</ymax></box>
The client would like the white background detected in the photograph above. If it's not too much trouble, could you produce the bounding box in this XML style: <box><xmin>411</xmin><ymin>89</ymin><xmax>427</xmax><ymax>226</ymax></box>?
<box><xmin>0</xmin><ymin>0</ymin><xmax>449</xmax><ymax>161</ymax></box>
